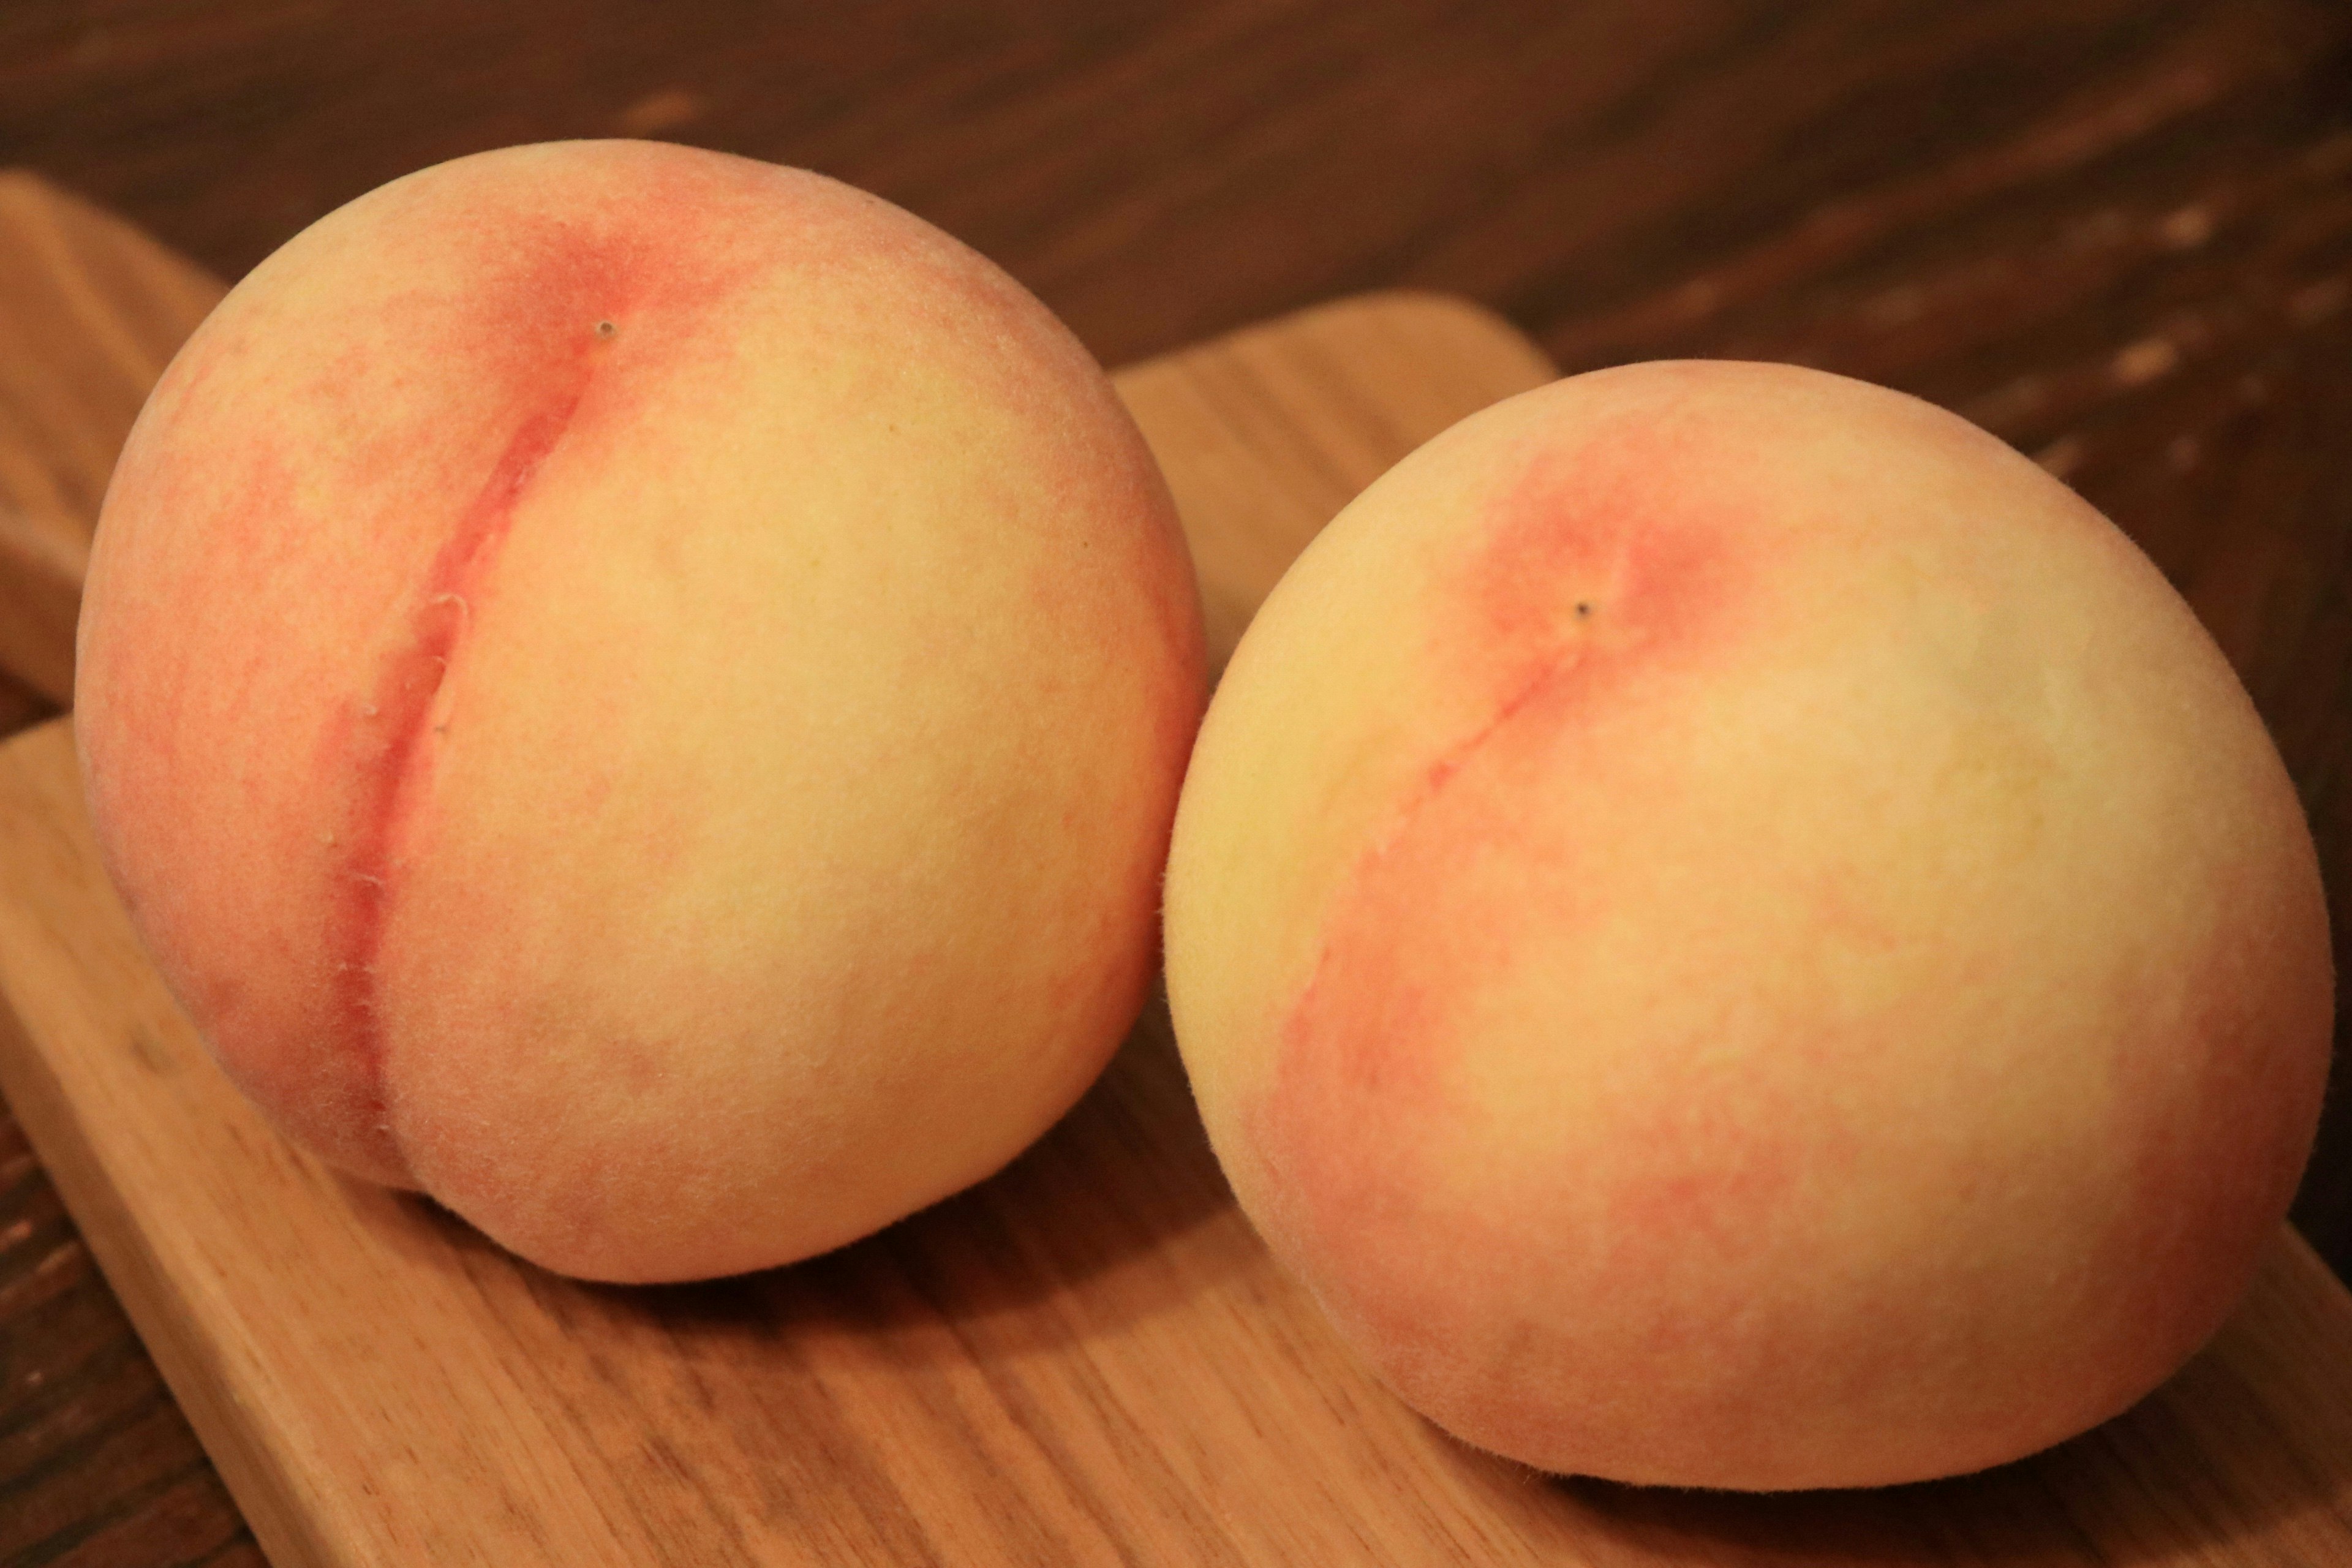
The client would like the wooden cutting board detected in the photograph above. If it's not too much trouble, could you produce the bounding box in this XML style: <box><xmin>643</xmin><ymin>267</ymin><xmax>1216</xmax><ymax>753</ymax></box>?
<box><xmin>1</xmin><ymin>186</ymin><xmax>2350</xmax><ymax>1568</ymax></box>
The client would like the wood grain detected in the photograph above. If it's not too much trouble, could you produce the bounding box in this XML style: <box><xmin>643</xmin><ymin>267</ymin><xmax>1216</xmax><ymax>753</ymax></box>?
<box><xmin>0</xmin><ymin>290</ymin><xmax>2350</xmax><ymax>1567</ymax></box>
<box><xmin>0</xmin><ymin>1114</ymin><xmax>258</xmax><ymax>1568</ymax></box>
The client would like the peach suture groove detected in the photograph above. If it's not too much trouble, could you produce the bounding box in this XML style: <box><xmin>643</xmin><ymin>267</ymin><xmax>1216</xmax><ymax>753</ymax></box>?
<box><xmin>324</xmin><ymin>383</ymin><xmax>592</xmax><ymax>1152</ymax></box>
<box><xmin>1276</xmin><ymin>639</ymin><xmax>1582</xmax><ymax>1106</ymax></box>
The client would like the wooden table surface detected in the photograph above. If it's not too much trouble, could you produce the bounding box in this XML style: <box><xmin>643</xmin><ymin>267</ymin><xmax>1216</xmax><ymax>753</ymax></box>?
<box><xmin>3</xmin><ymin>3</ymin><xmax>2350</xmax><ymax>1562</ymax></box>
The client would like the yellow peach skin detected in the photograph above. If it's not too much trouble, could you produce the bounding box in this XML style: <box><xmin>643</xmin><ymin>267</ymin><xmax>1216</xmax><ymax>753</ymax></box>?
<box><xmin>1164</xmin><ymin>361</ymin><xmax>2332</xmax><ymax>1490</ymax></box>
<box><xmin>77</xmin><ymin>141</ymin><xmax>1205</xmax><ymax>1283</ymax></box>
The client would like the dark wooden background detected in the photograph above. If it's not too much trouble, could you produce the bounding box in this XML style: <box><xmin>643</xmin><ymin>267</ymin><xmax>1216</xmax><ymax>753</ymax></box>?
<box><xmin>4</xmin><ymin>2</ymin><xmax>2350</xmax><ymax>1562</ymax></box>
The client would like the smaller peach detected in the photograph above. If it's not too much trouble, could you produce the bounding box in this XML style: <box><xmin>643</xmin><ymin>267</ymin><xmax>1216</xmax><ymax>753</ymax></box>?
<box><xmin>1164</xmin><ymin>360</ymin><xmax>2332</xmax><ymax>1490</ymax></box>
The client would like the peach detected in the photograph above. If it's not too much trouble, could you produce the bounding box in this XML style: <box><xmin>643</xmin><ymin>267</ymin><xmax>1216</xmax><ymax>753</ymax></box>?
<box><xmin>1163</xmin><ymin>361</ymin><xmax>2331</xmax><ymax>1489</ymax></box>
<box><xmin>77</xmin><ymin>140</ymin><xmax>1204</xmax><ymax>1282</ymax></box>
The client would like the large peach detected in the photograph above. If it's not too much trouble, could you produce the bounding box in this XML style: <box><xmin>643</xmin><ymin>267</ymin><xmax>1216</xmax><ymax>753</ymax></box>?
<box><xmin>1163</xmin><ymin>361</ymin><xmax>2331</xmax><ymax>1489</ymax></box>
<box><xmin>77</xmin><ymin>140</ymin><xmax>1204</xmax><ymax>1282</ymax></box>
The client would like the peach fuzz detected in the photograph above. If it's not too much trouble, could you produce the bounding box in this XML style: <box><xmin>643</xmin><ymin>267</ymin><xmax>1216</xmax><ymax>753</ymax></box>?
<box><xmin>1163</xmin><ymin>361</ymin><xmax>2331</xmax><ymax>1490</ymax></box>
<box><xmin>77</xmin><ymin>140</ymin><xmax>1204</xmax><ymax>1283</ymax></box>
